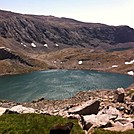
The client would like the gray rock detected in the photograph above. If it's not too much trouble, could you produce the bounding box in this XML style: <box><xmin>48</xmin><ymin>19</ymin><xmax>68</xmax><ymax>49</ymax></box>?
<box><xmin>4</xmin><ymin>109</ymin><xmax>19</xmax><ymax>114</ymax></box>
<box><xmin>104</xmin><ymin>122</ymin><xmax>133</xmax><ymax>132</ymax></box>
<box><xmin>9</xmin><ymin>105</ymin><xmax>36</xmax><ymax>114</ymax></box>
<box><xmin>114</xmin><ymin>88</ymin><xmax>125</xmax><ymax>103</ymax></box>
<box><xmin>82</xmin><ymin>114</ymin><xmax>113</xmax><ymax>131</ymax></box>
<box><xmin>97</xmin><ymin>106</ymin><xmax>122</xmax><ymax>118</ymax></box>
<box><xmin>68</xmin><ymin>100</ymin><xmax>100</xmax><ymax>115</ymax></box>
<box><xmin>0</xmin><ymin>107</ymin><xmax>7</xmax><ymax>116</ymax></box>
<box><xmin>117</xmin><ymin>93</ymin><xmax>125</xmax><ymax>103</ymax></box>
<box><xmin>116</xmin><ymin>88</ymin><xmax>125</xmax><ymax>93</ymax></box>
<box><xmin>115</xmin><ymin>88</ymin><xmax>125</xmax><ymax>103</ymax></box>
<box><xmin>116</xmin><ymin>106</ymin><xmax>125</xmax><ymax>111</ymax></box>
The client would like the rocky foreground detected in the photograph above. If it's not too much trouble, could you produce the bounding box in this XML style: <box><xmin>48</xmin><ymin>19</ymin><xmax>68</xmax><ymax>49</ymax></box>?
<box><xmin>1</xmin><ymin>85</ymin><xmax>134</xmax><ymax>133</ymax></box>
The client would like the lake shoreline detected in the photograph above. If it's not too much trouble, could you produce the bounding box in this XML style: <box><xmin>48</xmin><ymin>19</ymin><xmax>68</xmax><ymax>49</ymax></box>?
<box><xmin>0</xmin><ymin>69</ymin><xmax>134</xmax><ymax>102</ymax></box>
<box><xmin>0</xmin><ymin>67</ymin><xmax>132</xmax><ymax>77</ymax></box>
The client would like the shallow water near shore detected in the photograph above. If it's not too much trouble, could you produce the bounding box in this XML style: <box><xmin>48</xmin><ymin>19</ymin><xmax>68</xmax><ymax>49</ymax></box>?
<box><xmin>0</xmin><ymin>70</ymin><xmax>134</xmax><ymax>102</ymax></box>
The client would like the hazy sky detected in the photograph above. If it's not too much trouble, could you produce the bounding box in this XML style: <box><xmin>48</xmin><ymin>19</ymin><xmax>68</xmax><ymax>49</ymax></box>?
<box><xmin>1</xmin><ymin>0</ymin><xmax>134</xmax><ymax>28</ymax></box>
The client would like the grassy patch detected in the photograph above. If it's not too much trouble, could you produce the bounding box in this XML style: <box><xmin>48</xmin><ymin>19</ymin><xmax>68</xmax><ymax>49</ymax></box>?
<box><xmin>127</xmin><ymin>89</ymin><xmax>134</xmax><ymax>96</ymax></box>
<box><xmin>93</xmin><ymin>128</ymin><xmax>134</xmax><ymax>134</ymax></box>
<box><xmin>0</xmin><ymin>113</ymin><xmax>84</xmax><ymax>134</ymax></box>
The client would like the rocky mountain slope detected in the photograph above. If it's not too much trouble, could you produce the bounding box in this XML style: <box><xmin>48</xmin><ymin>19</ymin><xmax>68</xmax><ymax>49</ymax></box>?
<box><xmin>0</xmin><ymin>9</ymin><xmax>134</xmax><ymax>52</ymax></box>
<box><xmin>0</xmin><ymin>10</ymin><xmax>134</xmax><ymax>75</ymax></box>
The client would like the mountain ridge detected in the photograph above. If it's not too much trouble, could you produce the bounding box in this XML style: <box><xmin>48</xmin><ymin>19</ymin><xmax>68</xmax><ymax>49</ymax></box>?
<box><xmin>0</xmin><ymin>9</ymin><xmax>134</xmax><ymax>52</ymax></box>
<box><xmin>0</xmin><ymin>10</ymin><xmax>134</xmax><ymax>75</ymax></box>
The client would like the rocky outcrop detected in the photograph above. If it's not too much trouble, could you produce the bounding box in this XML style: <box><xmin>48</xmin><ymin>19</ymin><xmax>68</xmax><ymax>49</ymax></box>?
<box><xmin>81</xmin><ymin>106</ymin><xmax>124</xmax><ymax>132</ymax></box>
<box><xmin>1</xmin><ymin>87</ymin><xmax>134</xmax><ymax>133</ymax></box>
<box><xmin>68</xmin><ymin>100</ymin><xmax>100</xmax><ymax>115</ymax></box>
<box><xmin>1</xmin><ymin>10</ymin><xmax>134</xmax><ymax>51</ymax></box>
<box><xmin>114</xmin><ymin>88</ymin><xmax>125</xmax><ymax>103</ymax></box>
<box><xmin>0</xmin><ymin>47</ymin><xmax>33</xmax><ymax>67</ymax></box>
<box><xmin>0</xmin><ymin>105</ymin><xmax>36</xmax><ymax>115</ymax></box>
<box><xmin>9</xmin><ymin>105</ymin><xmax>36</xmax><ymax>114</ymax></box>
<box><xmin>104</xmin><ymin>120</ymin><xmax>134</xmax><ymax>132</ymax></box>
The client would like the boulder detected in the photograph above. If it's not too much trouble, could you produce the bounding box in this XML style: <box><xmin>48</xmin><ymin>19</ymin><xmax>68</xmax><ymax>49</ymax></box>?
<box><xmin>116</xmin><ymin>106</ymin><xmax>125</xmax><ymax>111</ymax></box>
<box><xmin>117</xmin><ymin>93</ymin><xmax>125</xmax><ymax>103</ymax></box>
<box><xmin>80</xmin><ymin>106</ymin><xmax>122</xmax><ymax>131</ymax></box>
<box><xmin>104</xmin><ymin>122</ymin><xmax>133</xmax><ymax>132</ymax></box>
<box><xmin>97</xmin><ymin>106</ymin><xmax>122</xmax><ymax>118</ymax></box>
<box><xmin>66</xmin><ymin>114</ymin><xmax>80</xmax><ymax>119</ymax></box>
<box><xmin>0</xmin><ymin>107</ymin><xmax>7</xmax><ymax>116</ymax></box>
<box><xmin>114</xmin><ymin>88</ymin><xmax>125</xmax><ymax>103</ymax></box>
<box><xmin>68</xmin><ymin>100</ymin><xmax>100</xmax><ymax>115</ymax></box>
<box><xmin>114</xmin><ymin>118</ymin><xmax>134</xmax><ymax>125</ymax></box>
<box><xmin>82</xmin><ymin>114</ymin><xmax>113</xmax><ymax>130</ymax></box>
<box><xmin>9</xmin><ymin>105</ymin><xmax>36</xmax><ymax>114</ymax></box>
<box><xmin>116</xmin><ymin>88</ymin><xmax>125</xmax><ymax>93</ymax></box>
<box><xmin>4</xmin><ymin>109</ymin><xmax>19</xmax><ymax>114</ymax></box>
<box><xmin>129</xmin><ymin>104</ymin><xmax>134</xmax><ymax>114</ymax></box>
<box><xmin>49</xmin><ymin>122</ymin><xmax>74</xmax><ymax>134</ymax></box>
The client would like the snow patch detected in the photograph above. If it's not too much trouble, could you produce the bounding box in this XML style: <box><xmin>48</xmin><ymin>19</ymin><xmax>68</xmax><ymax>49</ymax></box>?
<box><xmin>55</xmin><ymin>44</ymin><xmax>59</xmax><ymax>47</ymax></box>
<box><xmin>44</xmin><ymin>44</ymin><xmax>48</xmax><ymax>47</ymax></box>
<box><xmin>31</xmin><ymin>43</ymin><xmax>36</xmax><ymax>48</ymax></box>
<box><xmin>125</xmin><ymin>60</ymin><xmax>134</xmax><ymax>65</ymax></box>
<box><xmin>78</xmin><ymin>60</ymin><xmax>83</xmax><ymax>65</ymax></box>
<box><xmin>112</xmin><ymin>65</ymin><xmax>118</xmax><ymax>68</ymax></box>
<box><xmin>127</xmin><ymin>71</ymin><xmax>134</xmax><ymax>75</ymax></box>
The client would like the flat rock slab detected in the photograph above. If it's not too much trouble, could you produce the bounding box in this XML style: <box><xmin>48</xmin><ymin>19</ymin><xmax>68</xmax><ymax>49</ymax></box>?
<box><xmin>104</xmin><ymin>122</ymin><xmax>133</xmax><ymax>132</ymax></box>
<box><xmin>9</xmin><ymin>105</ymin><xmax>36</xmax><ymax>114</ymax></box>
<box><xmin>68</xmin><ymin>100</ymin><xmax>100</xmax><ymax>115</ymax></box>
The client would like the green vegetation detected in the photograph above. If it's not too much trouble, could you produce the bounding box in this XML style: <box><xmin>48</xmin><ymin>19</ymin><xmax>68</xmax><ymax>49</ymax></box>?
<box><xmin>127</xmin><ymin>89</ymin><xmax>134</xmax><ymax>96</ymax></box>
<box><xmin>0</xmin><ymin>113</ymin><xmax>84</xmax><ymax>134</ymax></box>
<box><xmin>93</xmin><ymin>128</ymin><xmax>134</xmax><ymax>134</ymax></box>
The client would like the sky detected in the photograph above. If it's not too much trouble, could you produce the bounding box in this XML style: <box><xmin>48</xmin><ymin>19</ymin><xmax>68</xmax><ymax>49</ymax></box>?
<box><xmin>0</xmin><ymin>0</ymin><xmax>134</xmax><ymax>28</ymax></box>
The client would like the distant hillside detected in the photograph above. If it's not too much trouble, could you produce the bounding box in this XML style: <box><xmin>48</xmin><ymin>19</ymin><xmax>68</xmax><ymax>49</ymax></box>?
<box><xmin>0</xmin><ymin>10</ymin><xmax>134</xmax><ymax>52</ymax></box>
<box><xmin>0</xmin><ymin>10</ymin><xmax>134</xmax><ymax>75</ymax></box>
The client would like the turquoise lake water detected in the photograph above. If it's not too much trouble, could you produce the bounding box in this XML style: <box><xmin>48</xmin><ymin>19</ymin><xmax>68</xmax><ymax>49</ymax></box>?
<box><xmin>0</xmin><ymin>70</ymin><xmax>134</xmax><ymax>102</ymax></box>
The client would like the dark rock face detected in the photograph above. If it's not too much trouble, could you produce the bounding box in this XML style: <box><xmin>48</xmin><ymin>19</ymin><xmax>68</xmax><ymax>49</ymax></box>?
<box><xmin>68</xmin><ymin>100</ymin><xmax>100</xmax><ymax>115</ymax></box>
<box><xmin>49</xmin><ymin>122</ymin><xmax>74</xmax><ymax>134</ymax></box>
<box><xmin>0</xmin><ymin>48</ymin><xmax>33</xmax><ymax>67</ymax></box>
<box><xmin>4</xmin><ymin>109</ymin><xmax>19</xmax><ymax>114</ymax></box>
<box><xmin>116</xmin><ymin>93</ymin><xmax>125</xmax><ymax>103</ymax></box>
<box><xmin>0</xmin><ymin>10</ymin><xmax>134</xmax><ymax>51</ymax></box>
<box><xmin>114</xmin><ymin>88</ymin><xmax>125</xmax><ymax>103</ymax></box>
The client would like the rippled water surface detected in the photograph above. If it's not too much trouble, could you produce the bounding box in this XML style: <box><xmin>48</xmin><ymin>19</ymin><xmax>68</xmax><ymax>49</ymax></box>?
<box><xmin>0</xmin><ymin>70</ymin><xmax>134</xmax><ymax>102</ymax></box>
